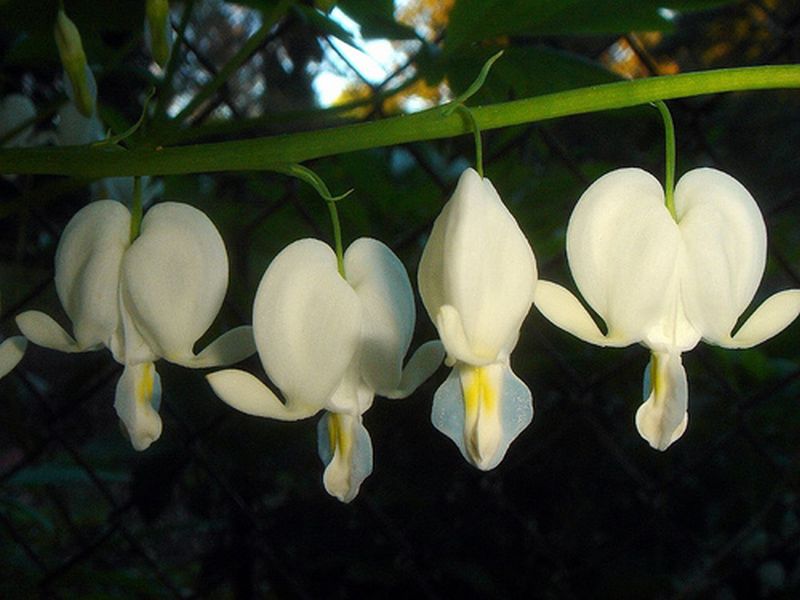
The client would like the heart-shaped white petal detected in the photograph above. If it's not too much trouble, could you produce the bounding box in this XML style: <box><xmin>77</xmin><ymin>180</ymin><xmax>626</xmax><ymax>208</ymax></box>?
<box><xmin>344</xmin><ymin>238</ymin><xmax>414</xmax><ymax>395</ymax></box>
<box><xmin>418</xmin><ymin>168</ymin><xmax>537</xmax><ymax>364</ymax></box>
<box><xmin>675</xmin><ymin>168</ymin><xmax>769</xmax><ymax>345</ymax></box>
<box><xmin>567</xmin><ymin>168</ymin><xmax>680</xmax><ymax>345</ymax></box>
<box><xmin>254</xmin><ymin>238</ymin><xmax>361</xmax><ymax>410</ymax></box>
<box><xmin>121</xmin><ymin>202</ymin><xmax>229</xmax><ymax>364</ymax></box>
<box><xmin>55</xmin><ymin>200</ymin><xmax>130</xmax><ymax>350</ymax></box>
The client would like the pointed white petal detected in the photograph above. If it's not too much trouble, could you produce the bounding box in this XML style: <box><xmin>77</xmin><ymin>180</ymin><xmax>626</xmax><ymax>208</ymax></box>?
<box><xmin>121</xmin><ymin>203</ymin><xmax>228</xmax><ymax>363</ymax></box>
<box><xmin>636</xmin><ymin>352</ymin><xmax>688</xmax><ymax>451</ymax></box>
<box><xmin>254</xmin><ymin>238</ymin><xmax>361</xmax><ymax>408</ymax></box>
<box><xmin>418</xmin><ymin>168</ymin><xmax>537</xmax><ymax>363</ymax></box>
<box><xmin>567</xmin><ymin>168</ymin><xmax>679</xmax><ymax>342</ymax></box>
<box><xmin>384</xmin><ymin>340</ymin><xmax>445</xmax><ymax>399</ymax></box>
<box><xmin>344</xmin><ymin>238</ymin><xmax>415</xmax><ymax>394</ymax></box>
<box><xmin>317</xmin><ymin>411</ymin><xmax>373</xmax><ymax>503</ymax></box>
<box><xmin>55</xmin><ymin>200</ymin><xmax>130</xmax><ymax>350</ymax></box>
<box><xmin>0</xmin><ymin>336</ymin><xmax>26</xmax><ymax>378</ymax></box>
<box><xmin>431</xmin><ymin>363</ymin><xmax>532</xmax><ymax>471</ymax></box>
<box><xmin>16</xmin><ymin>310</ymin><xmax>88</xmax><ymax>353</ymax></box>
<box><xmin>179</xmin><ymin>325</ymin><xmax>256</xmax><ymax>368</ymax></box>
<box><xmin>114</xmin><ymin>362</ymin><xmax>163</xmax><ymax>451</ymax></box>
<box><xmin>675</xmin><ymin>168</ymin><xmax>768</xmax><ymax>343</ymax></box>
<box><xmin>718</xmin><ymin>289</ymin><xmax>800</xmax><ymax>349</ymax></box>
<box><xmin>435</xmin><ymin>305</ymin><xmax>495</xmax><ymax>366</ymax></box>
<box><xmin>534</xmin><ymin>280</ymin><xmax>626</xmax><ymax>346</ymax></box>
<box><xmin>206</xmin><ymin>369</ymin><xmax>318</xmax><ymax>421</ymax></box>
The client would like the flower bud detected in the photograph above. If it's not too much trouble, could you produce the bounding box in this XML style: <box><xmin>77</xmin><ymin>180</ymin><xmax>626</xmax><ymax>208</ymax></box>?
<box><xmin>54</xmin><ymin>9</ymin><xmax>95</xmax><ymax>117</ymax></box>
<box><xmin>145</xmin><ymin>0</ymin><xmax>172</xmax><ymax>68</ymax></box>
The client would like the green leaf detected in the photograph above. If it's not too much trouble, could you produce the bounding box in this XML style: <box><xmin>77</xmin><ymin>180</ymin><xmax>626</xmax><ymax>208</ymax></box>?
<box><xmin>444</xmin><ymin>0</ymin><xmax>674</xmax><ymax>54</ymax></box>
<box><xmin>337</xmin><ymin>0</ymin><xmax>417</xmax><ymax>40</ymax></box>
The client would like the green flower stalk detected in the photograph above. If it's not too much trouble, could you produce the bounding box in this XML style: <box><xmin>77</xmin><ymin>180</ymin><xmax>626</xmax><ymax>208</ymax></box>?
<box><xmin>54</xmin><ymin>8</ymin><xmax>95</xmax><ymax>118</ymax></box>
<box><xmin>146</xmin><ymin>0</ymin><xmax>172</xmax><ymax>68</ymax></box>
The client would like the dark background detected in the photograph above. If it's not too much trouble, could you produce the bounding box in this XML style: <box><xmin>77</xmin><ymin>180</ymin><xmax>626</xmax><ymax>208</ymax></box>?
<box><xmin>1</xmin><ymin>0</ymin><xmax>799</xmax><ymax>597</ymax></box>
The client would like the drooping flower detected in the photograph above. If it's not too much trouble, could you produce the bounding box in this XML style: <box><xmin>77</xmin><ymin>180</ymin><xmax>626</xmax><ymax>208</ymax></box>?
<box><xmin>16</xmin><ymin>201</ymin><xmax>255</xmax><ymax>450</ymax></box>
<box><xmin>535</xmin><ymin>167</ymin><xmax>800</xmax><ymax>450</ymax></box>
<box><xmin>207</xmin><ymin>237</ymin><xmax>444</xmax><ymax>502</ymax></box>
<box><xmin>418</xmin><ymin>168</ymin><xmax>538</xmax><ymax>471</ymax></box>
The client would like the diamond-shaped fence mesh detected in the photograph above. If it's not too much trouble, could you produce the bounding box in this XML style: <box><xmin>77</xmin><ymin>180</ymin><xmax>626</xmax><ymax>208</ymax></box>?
<box><xmin>1</xmin><ymin>1</ymin><xmax>799</xmax><ymax>598</ymax></box>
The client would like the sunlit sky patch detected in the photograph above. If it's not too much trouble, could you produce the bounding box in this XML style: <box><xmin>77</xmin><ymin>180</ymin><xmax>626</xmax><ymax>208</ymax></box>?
<box><xmin>312</xmin><ymin>5</ymin><xmax>412</xmax><ymax>107</ymax></box>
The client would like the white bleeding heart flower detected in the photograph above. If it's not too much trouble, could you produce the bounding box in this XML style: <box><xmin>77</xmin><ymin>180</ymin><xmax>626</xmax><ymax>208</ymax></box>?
<box><xmin>207</xmin><ymin>237</ymin><xmax>444</xmax><ymax>503</ymax></box>
<box><xmin>418</xmin><ymin>168</ymin><xmax>538</xmax><ymax>471</ymax></box>
<box><xmin>535</xmin><ymin>167</ymin><xmax>800</xmax><ymax>450</ymax></box>
<box><xmin>16</xmin><ymin>201</ymin><xmax>255</xmax><ymax>451</ymax></box>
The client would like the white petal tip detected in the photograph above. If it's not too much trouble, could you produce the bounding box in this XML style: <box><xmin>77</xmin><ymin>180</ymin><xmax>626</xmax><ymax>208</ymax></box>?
<box><xmin>115</xmin><ymin>363</ymin><xmax>163</xmax><ymax>452</ymax></box>
<box><xmin>0</xmin><ymin>336</ymin><xmax>27</xmax><ymax>378</ymax></box>
<box><xmin>635</xmin><ymin>405</ymin><xmax>688</xmax><ymax>451</ymax></box>
<box><xmin>206</xmin><ymin>369</ymin><xmax>313</xmax><ymax>421</ymax></box>
<box><xmin>431</xmin><ymin>364</ymin><xmax>532</xmax><ymax>471</ymax></box>
<box><xmin>317</xmin><ymin>412</ymin><xmax>373</xmax><ymax>503</ymax></box>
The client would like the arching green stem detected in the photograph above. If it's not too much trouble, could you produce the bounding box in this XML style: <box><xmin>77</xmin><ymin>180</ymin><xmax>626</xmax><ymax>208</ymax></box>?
<box><xmin>441</xmin><ymin>50</ymin><xmax>504</xmax><ymax>116</ymax></box>
<box><xmin>281</xmin><ymin>164</ymin><xmax>353</xmax><ymax>277</ymax></box>
<box><xmin>653</xmin><ymin>100</ymin><xmax>677</xmax><ymax>220</ymax></box>
<box><xmin>455</xmin><ymin>104</ymin><xmax>484</xmax><ymax>177</ymax></box>
<box><xmin>2</xmin><ymin>66</ymin><xmax>800</xmax><ymax>177</ymax></box>
<box><xmin>130</xmin><ymin>176</ymin><xmax>143</xmax><ymax>242</ymax></box>
<box><xmin>94</xmin><ymin>88</ymin><xmax>156</xmax><ymax>148</ymax></box>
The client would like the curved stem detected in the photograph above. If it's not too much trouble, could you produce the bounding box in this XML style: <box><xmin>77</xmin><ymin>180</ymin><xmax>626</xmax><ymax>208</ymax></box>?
<box><xmin>327</xmin><ymin>200</ymin><xmax>346</xmax><ymax>278</ymax></box>
<box><xmin>2</xmin><ymin>66</ymin><xmax>799</xmax><ymax>177</ymax></box>
<box><xmin>653</xmin><ymin>100</ymin><xmax>676</xmax><ymax>220</ymax></box>
<box><xmin>130</xmin><ymin>176</ymin><xmax>143</xmax><ymax>242</ymax></box>
<box><xmin>280</xmin><ymin>163</ymin><xmax>350</xmax><ymax>276</ymax></box>
<box><xmin>455</xmin><ymin>104</ymin><xmax>484</xmax><ymax>177</ymax></box>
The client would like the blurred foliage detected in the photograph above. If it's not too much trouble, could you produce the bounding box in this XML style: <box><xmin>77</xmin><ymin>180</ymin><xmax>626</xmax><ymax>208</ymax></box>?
<box><xmin>1</xmin><ymin>0</ymin><xmax>800</xmax><ymax>598</ymax></box>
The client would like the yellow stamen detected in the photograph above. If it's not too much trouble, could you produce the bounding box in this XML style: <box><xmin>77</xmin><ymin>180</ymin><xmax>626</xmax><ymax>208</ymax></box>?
<box><xmin>136</xmin><ymin>363</ymin><xmax>155</xmax><ymax>406</ymax></box>
<box><xmin>327</xmin><ymin>412</ymin><xmax>352</xmax><ymax>463</ymax></box>
<box><xmin>461</xmin><ymin>365</ymin><xmax>500</xmax><ymax>465</ymax></box>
